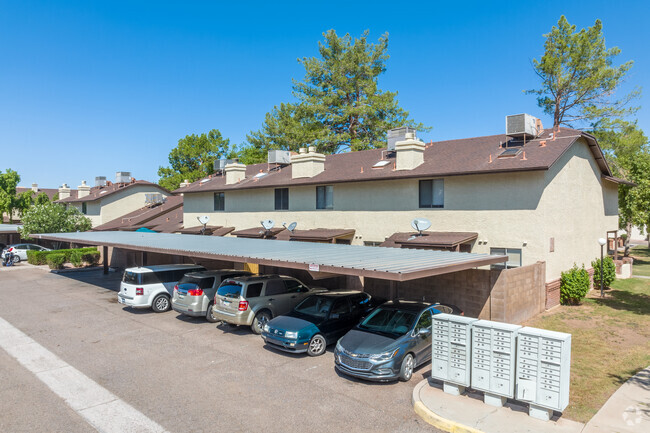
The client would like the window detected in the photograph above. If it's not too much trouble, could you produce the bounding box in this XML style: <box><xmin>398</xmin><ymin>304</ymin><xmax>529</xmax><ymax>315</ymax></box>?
<box><xmin>419</xmin><ymin>179</ymin><xmax>444</xmax><ymax>208</ymax></box>
<box><xmin>81</xmin><ymin>202</ymin><xmax>87</xmax><ymax>214</ymax></box>
<box><xmin>316</xmin><ymin>185</ymin><xmax>333</xmax><ymax>209</ymax></box>
<box><xmin>414</xmin><ymin>311</ymin><xmax>432</xmax><ymax>332</ymax></box>
<box><xmin>364</xmin><ymin>241</ymin><xmax>383</xmax><ymax>247</ymax></box>
<box><xmin>330</xmin><ymin>298</ymin><xmax>351</xmax><ymax>317</ymax></box>
<box><xmin>274</xmin><ymin>188</ymin><xmax>289</xmax><ymax>210</ymax></box>
<box><xmin>349</xmin><ymin>293</ymin><xmax>371</xmax><ymax>313</ymax></box>
<box><xmin>244</xmin><ymin>283</ymin><xmax>263</xmax><ymax>298</ymax></box>
<box><xmin>285</xmin><ymin>279</ymin><xmax>308</xmax><ymax>293</ymax></box>
<box><xmin>213</xmin><ymin>192</ymin><xmax>225</xmax><ymax>211</ymax></box>
<box><xmin>264</xmin><ymin>279</ymin><xmax>288</xmax><ymax>296</ymax></box>
<box><xmin>490</xmin><ymin>248</ymin><xmax>522</xmax><ymax>270</ymax></box>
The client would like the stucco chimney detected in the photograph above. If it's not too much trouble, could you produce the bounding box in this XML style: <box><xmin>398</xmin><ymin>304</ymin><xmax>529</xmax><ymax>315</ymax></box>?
<box><xmin>31</xmin><ymin>183</ymin><xmax>38</xmax><ymax>193</ymax></box>
<box><xmin>77</xmin><ymin>180</ymin><xmax>91</xmax><ymax>198</ymax></box>
<box><xmin>395</xmin><ymin>138</ymin><xmax>425</xmax><ymax>170</ymax></box>
<box><xmin>291</xmin><ymin>146</ymin><xmax>325</xmax><ymax>179</ymax></box>
<box><xmin>58</xmin><ymin>183</ymin><xmax>71</xmax><ymax>200</ymax></box>
<box><xmin>225</xmin><ymin>162</ymin><xmax>246</xmax><ymax>185</ymax></box>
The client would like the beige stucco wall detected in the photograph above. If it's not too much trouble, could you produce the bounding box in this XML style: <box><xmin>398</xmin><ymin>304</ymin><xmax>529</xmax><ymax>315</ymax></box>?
<box><xmin>72</xmin><ymin>185</ymin><xmax>171</xmax><ymax>227</ymax></box>
<box><xmin>183</xmin><ymin>138</ymin><xmax>618</xmax><ymax>282</ymax></box>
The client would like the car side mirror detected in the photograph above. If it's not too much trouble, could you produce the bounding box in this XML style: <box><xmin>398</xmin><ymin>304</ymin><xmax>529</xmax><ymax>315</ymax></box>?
<box><xmin>330</xmin><ymin>313</ymin><xmax>340</xmax><ymax>319</ymax></box>
<box><xmin>418</xmin><ymin>328</ymin><xmax>432</xmax><ymax>337</ymax></box>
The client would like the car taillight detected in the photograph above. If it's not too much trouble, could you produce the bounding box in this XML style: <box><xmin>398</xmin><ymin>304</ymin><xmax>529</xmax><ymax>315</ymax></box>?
<box><xmin>238</xmin><ymin>300</ymin><xmax>248</xmax><ymax>311</ymax></box>
<box><xmin>173</xmin><ymin>285</ymin><xmax>178</xmax><ymax>291</ymax></box>
<box><xmin>188</xmin><ymin>288</ymin><xmax>203</xmax><ymax>296</ymax></box>
<box><xmin>136</xmin><ymin>287</ymin><xmax>144</xmax><ymax>296</ymax></box>
<box><xmin>8</xmin><ymin>247</ymin><xmax>14</xmax><ymax>252</ymax></box>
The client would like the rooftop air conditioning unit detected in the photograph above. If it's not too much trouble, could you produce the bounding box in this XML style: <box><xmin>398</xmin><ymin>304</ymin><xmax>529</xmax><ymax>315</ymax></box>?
<box><xmin>145</xmin><ymin>193</ymin><xmax>165</xmax><ymax>205</ymax></box>
<box><xmin>214</xmin><ymin>159</ymin><xmax>238</xmax><ymax>172</ymax></box>
<box><xmin>268</xmin><ymin>150</ymin><xmax>291</xmax><ymax>165</ymax></box>
<box><xmin>387</xmin><ymin>126</ymin><xmax>417</xmax><ymax>151</ymax></box>
<box><xmin>506</xmin><ymin>114</ymin><xmax>540</xmax><ymax>139</ymax></box>
<box><xmin>116</xmin><ymin>171</ymin><xmax>132</xmax><ymax>183</ymax></box>
<box><xmin>95</xmin><ymin>176</ymin><xmax>107</xmax><ymax>187</ymax></box>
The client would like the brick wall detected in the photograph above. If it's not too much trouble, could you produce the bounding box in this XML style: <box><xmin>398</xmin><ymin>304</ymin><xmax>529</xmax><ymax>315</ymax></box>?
<box><xmin>545</xmin><ymin>279</ymin><xmax>561</xmax><ymax>309</ymax></box>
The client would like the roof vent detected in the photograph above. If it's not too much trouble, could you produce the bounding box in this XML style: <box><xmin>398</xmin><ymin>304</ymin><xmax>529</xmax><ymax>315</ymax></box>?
<box><xmin>268</xmin><ymin>150</ymin><xmax>291</xmax><ymax>165</ymax></box>
<box><xmin>387</xmin><ymin>127</ymin><xmax>417</xmax><ymax>151</ymax></box>
<box><xmin>95</xmin><ymin>176</ymin><xmax>107</xmax><ymax>187</ymax></box>
<box><xmin>506</xmin><ymin>114</ymin><xmax>541</xmax><ymax>139</ymax></box>
<box><xmin>498</xmin><ymin>148</ymin><xmax>522</xmax><ymax>158</ymax></box>
<box><xmin>116</xmin><ymin>171</ymin><xmax>131</xmax><ymax>184</ymax></box>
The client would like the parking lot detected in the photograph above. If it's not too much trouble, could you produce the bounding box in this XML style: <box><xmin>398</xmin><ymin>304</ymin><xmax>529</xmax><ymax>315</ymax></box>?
<box><xmin>0</xmin><ymin>266</ymin><xmax>439</xmax><ymax>432</ymax></box>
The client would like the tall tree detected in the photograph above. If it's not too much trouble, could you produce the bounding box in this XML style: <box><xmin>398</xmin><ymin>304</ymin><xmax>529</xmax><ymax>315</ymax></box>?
<box><xmin>527</xmin><ymin>16</ymin><xmax>639</xmax><ymax>129</ymax></box>
<box><xmin>0</xmin><ymin>169</ymin><xmax>32</xmax><ymax>223</ymax></box>
<box><xmin>244</xmin><ymin>30</ymin><xmax>427</xmax><ymax>162</ymax></box>
<box><xmin>158</xmin><ymin>129</ymin><xmax>236</xmax><ymax>190</ymax></box>
<box><xmin>34</xmin><ymin>192</ymin><xmax>50</xmax><ymax>206</ymax></box>
<box><xmin>19</xmin><ymin>202</ymin><xmax>91</xmax><ymax>239</ymax></box>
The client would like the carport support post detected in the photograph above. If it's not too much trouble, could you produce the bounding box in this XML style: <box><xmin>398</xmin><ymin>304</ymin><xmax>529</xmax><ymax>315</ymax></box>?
<box><xmin>389</xmin><ymin>281</ymin><xmax>397</xmax><ymax>301</ymax></box>
<box><xmin>103</xmin><ymin>246</ymin><xmax>108</xmax><ymax>275</ymax></box>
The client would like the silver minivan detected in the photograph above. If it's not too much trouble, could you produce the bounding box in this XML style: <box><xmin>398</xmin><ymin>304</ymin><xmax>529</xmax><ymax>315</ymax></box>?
<box><xmin>212</xmin><ymin>275</ymin><xmax>323</xmax><ymax>334</ymax></box>
<box><xmin>171</xmin><ymin>270</ymin><xmax>252</xmax><ymax>322</ymax></box>
<box><xmin>118</xmin><ymin>264</ymin><xmax>206</xmax><ymax>312</ymax></box>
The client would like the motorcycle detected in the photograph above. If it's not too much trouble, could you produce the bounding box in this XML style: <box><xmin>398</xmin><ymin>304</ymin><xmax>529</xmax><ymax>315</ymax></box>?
<box><xmin>2</xmin><ymin>250</ymin><xmax>16</xmax><ymax>266</ymax></box>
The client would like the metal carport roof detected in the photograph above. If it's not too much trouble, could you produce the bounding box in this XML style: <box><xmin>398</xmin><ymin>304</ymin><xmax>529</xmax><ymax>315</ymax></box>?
<box><xmin>35</xmin><ymin>231</ymin><xmax>507</xmax><ymax>281</ymax></box>
<box><xmin>0</xmin><ymin>224</ymin><xmax>22</xmax><ymax>234</ymax></box>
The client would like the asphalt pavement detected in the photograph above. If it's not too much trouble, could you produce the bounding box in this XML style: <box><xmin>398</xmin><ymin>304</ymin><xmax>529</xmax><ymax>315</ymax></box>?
<box><xmin>0</xmin><ymin>265</ymin><xmax>439</xmax><ymax>433</ymax></box>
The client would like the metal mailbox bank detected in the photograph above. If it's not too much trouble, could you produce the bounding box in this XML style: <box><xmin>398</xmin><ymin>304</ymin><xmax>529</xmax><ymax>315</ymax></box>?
<box><xmin>431</xmin><ymin>313</ymin><xmax>478</xmax><ymax>395</ymax></box>
<box><xmin>515</xmin><ymin>327</ymin><xmax>571</xmax><ymax>421</ymax></box>
<box><xmin>471</xmin><ymin>320</ymin><xmax>521</xmax><ymax>407</ymax></box>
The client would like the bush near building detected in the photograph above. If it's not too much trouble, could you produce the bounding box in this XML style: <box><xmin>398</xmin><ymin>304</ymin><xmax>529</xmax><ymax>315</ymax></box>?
<box><xmin>591</xmin><ymin>256</ymin><xmax>616</xmax><ymax>288</ymax></box>
<box><xmin>560</xmin><ymin>264</ymin><xmax>591</xmax><ymax>305</ymax></box>
<box><xmin>46</xmin><ymin>253</ymin><xmax>66</xmax><ymax>270</ymax></box>
<box><xmin>27</xmin><ymin>247</ymin><xmax>99</xmax><ymax>266</ymax></box>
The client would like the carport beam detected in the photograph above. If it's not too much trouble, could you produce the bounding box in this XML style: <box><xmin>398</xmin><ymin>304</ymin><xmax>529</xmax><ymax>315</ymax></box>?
<box><xmin>103</xmin><ymin>246</ymin><xmax>108</xmax><ymax>275</ymax></box>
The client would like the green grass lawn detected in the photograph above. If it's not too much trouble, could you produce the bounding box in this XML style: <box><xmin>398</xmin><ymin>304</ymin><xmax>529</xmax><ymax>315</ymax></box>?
<box><xmin>524</xmin><ymin>277</ymin><xmax>650</xmax><ymax>423</ymax></box>
<box><xmin>631</xmin><ymin>245</ymin><xmax>650</xmax><ymax>277</ymax></box>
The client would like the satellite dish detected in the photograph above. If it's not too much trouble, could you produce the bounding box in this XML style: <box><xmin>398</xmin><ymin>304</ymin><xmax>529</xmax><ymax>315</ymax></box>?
<box><xmin>197</xmin><ymin>215</ymin><xmax>210</xmax><ymax>225</ymax></box>
<box><xmin>411</xmin><ymin>218</ymin><xmax>431</xmax><ymax>236</ymax></box>
<box><xmin>287</xmin><ymin>222</ymin><xmax>297</xmax><ymax>232</ymax></box>
<box><xmin>261</xmin><ymin>219</ymin><xmax>275</xmax><ymax>230</ymax></box>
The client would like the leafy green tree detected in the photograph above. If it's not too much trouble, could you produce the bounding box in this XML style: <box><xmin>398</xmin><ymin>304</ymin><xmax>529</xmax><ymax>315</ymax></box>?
<box><xmin>158</xmin><ymin>129</ymin><xmax>236</xmax><ymax>190</ymax></box>
<box><xmin>244</xmin><ymin>30</ymin><xmax>428</xmax><ymax>162</ymax></box>
<box><xmin>19</xmin><ymin>202</ymin><xmax>91</xmax><ymax>239</ymax></box>
<box><xmin>34</xmin><ymin>192</ymin><xmax>50</xmax><ymax>205</ymax></box>
<box><xmin>0</xmin><ymin>169</ymin><xmax>32</xmax><ymax>223</ymax></box>
<box><xmin>527</xmin><ymin>16</ymin><xmax>639</xmax><ymax>129</ymax></box>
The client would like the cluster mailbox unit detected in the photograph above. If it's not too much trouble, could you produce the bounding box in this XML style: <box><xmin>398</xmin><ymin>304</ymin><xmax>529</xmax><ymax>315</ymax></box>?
<box><xmin>431</xmin><ymin>314</ymin><xmax>572</xmax><ymax>421</ymax></box>
<box><xmin>471</xmin><ymin>320</ymin><xmax>521</xmax><ymax>407</ymax></box>
<box><xmin>516</xmin><ymin>327</ymin><xmax>571</xmax><ymax>421</ymax></box>
<box><xmin>431</xmin><ymin>314</ymin><xmax>478</xmax><ymax>395</ymax></box>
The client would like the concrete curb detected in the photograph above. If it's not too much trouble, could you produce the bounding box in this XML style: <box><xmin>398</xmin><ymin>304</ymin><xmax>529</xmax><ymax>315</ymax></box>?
<box><xmin>412</xmin><ymin>380</ymin><xmax>484</xmax><ymax>433</ymax></box>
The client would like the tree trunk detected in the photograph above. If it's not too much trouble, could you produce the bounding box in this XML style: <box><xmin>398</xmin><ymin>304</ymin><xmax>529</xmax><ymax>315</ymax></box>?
<box><xmin>624</xmin><ymin>222</ymin><xmax>632</xmax><ymax>257</ymax></box>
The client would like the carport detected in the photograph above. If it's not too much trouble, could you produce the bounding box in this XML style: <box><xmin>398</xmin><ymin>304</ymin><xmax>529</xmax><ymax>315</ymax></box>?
<box><xmin>0</xmin><ymin>224</ymin><xmax>22</xmax><ymax>246</ymax></box>
<box><xmin>34</xmin><ymin>231</ymin><xmax>547</xmax><ymax>323</ymax></box>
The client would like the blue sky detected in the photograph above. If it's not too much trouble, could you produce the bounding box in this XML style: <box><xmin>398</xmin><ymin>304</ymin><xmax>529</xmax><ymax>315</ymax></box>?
<box><xmin>1</xmin><ymin>0</ymin><xmax>648</xmax><ymax>188</ymax></box>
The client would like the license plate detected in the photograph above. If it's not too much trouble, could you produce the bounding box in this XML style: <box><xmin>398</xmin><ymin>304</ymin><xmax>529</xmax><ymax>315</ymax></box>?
<box><xmin>222</xmin><ymin>299</ymin><xmax>230</xmax><ymax>305</ymax></box>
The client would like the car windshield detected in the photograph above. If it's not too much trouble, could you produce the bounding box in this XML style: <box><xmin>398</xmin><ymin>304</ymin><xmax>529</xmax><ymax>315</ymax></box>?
<box><xmin>178</xmin><ymin>276</ymin><xmax>215</xmax><ymax>289</ymax></box>
<box><xmin>217</xmin><ymin>282</ymin><xmax>242</xmax><ymax>299</ymax></box>
<box><xmin>357</xmin><ymin>307</ymin><xmax>418</xmax><ymax>338</ymax></box>
<box><xmin>293</xmin><ymin>296</ymin><xmax>334</xmax><ymax>319</ymax></box>
<box><xmin>122</xmin><ymin>271</ymin><xmax>141</xmax><ymax>285</ymax></box>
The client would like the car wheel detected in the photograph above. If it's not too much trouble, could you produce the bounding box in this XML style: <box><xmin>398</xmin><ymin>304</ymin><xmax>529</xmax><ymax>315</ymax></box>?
<box><xmin>151</xmin><ymin>294</ymin><xmax>171</xmax><ymax>313</ymax></box>
<box><xmin>205</xmin><ymin>303</ymin><xmax>218</xmax><ymax>323</ymax></box>
<box><xmin>307</xmin><ymin>334</ymin><xmax>327</xmax><ymax>357</ymax></box>
<box><xmin>13</xmin><ymin>255</ymin><xmax>20</xmax><ymax>263</ymax></box>
<box><xmin>251</xmin><ymin>310</ymin><xmax>271</xmax><ymax>335</ymax></box>
<box><xmin>399</xmin><ymin>353</ymin><xmax>415</xmax><ymax>382</ymax></box>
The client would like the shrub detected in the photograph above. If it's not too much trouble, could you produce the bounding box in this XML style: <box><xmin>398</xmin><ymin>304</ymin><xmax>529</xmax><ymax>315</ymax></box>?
<box><xmin>560</xmin><ymin>264</ymin><xmax>591</xmax><ymax>305</ymax></box>
<box><xmin>70</xmin><ymin>250</ymin><xmax>83</xmax><ymax>267</ymax></box>
<box><xmin>27</xmin><ymin>247</ymin><xmax>98</xmax><ymax>265</ymax></box>
<box><xmin>81</xmin><ymin>251</ymin><xmax>100</xmax><ymax>266</ymax></box>
<box><xmin>592</xmin><ymin>256</ymin><xmax>616</xmax><ymax>288</ymax></box>
<box><xmin>46</xmin><ymin>253</ymin><xmax>66</xmax><ymax>270</ymax></box>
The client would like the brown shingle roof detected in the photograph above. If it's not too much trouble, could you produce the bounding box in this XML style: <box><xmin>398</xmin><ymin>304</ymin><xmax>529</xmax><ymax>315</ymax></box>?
<box><xmin>231</xmin><ymin>227</ymin><xmax>287</xmax><ymax>239</ymax></box>
<box><xmin>57</xmin><ymin>180</ymin><xmax>171</xmax><ymax>203</ymax></box>
<box><xmin>16</xmin><ymin>187</ymin><xmax>78</xmax><ymax>200</ymax></box>
<box><xmin>92</xmin><ymin>195</ymin><xmax>183</xmax><ymax>232</ymax></box>
<box><xmin>174</xmin><ymin>129</ymin><xmax>611</xmax><ymax>194</ymax></box>
<box><xmin>381</xmin><ymin>231</ymin><xmax>478</xmax><ymax>249</ymax></box>
<box><xmin>289</xmin><ymin>228</ymin><xmax>355</xmax><ymax>241</ymax></box>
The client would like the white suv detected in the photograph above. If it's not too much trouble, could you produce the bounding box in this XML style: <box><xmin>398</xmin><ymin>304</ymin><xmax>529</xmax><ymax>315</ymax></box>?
<box><xmin>118</xmin><ymin>264</ymin><xmax>206</xmax><ymax>312</ymax></box>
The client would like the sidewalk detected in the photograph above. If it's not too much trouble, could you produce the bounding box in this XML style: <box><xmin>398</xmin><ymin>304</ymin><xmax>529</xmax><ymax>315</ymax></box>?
<box><xmin>413</xmin><ymin>366</ymin><xmax>650</xmax><ymax>433</ymax></box>
<box><xmin>582</xmin><ymin>366</ymin><xmax>650</xmax><ymax>433</ymax></box>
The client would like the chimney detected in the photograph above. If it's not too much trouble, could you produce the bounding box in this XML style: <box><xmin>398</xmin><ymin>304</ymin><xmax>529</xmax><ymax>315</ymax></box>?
<box><xmin>225</xmin><ymin>162</ymin><xmax>246</xmax><ymax>185</ymax></box>
<box><xmin>291</xmin><ymin>146</ymin><xmax>325</xmax><ymax>179</ymax></box>
<box><xmin>31</xmin><ymin>183</ymin><xmax>38</xmax><ymax>193</ymax></box>
<box><xmin>58</xmin><ymin>183</ymin><xmax>71</xmax><ymax>200</ymax></box>
<box><xmin>77</xmin><ymin>180</ymin><xmax>91</xmax><ymax>198</ymax></box>
<box><xmin>395</xmin><ymin>137</ymin><xmax>425</xmax><ymax>170</ymax></box>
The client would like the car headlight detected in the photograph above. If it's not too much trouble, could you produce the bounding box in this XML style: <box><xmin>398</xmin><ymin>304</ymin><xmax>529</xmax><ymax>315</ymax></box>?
<box><xmin>369</xmin><ymin>348</ymin><xmax>400</xmax><ymax>361</ymax></box>
<box><xmin>263</xmin><ymin>324</ymin><xmax>270</xmax><ymax>333</ymax></box>
<box><xmin>285</xmin><ymin>331</ymin><xmax>298</xmax><ymax>339</ymax></box>
<box><xmin>336</xmin><ymin>340</ymin><xmax>343</xmax><ymax>352</ymax></box>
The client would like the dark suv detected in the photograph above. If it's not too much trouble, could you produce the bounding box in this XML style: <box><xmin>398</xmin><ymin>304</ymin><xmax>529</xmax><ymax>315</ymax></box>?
<box><xmin>212</xmin><ymin>275</ymin><xmax>325</xmax><ymax>334</ymax></box>
<box><xmin>171</xmin><ymin>270</ymin><xmax>252</xmax><ymax>322</ymax></box>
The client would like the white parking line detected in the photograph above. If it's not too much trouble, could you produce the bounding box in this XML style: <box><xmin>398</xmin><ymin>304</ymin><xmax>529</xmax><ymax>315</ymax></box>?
<box><xmin>0</xmin><ymin>316</ymin><xmax>168</xmax><ymax>433</ymax></box>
